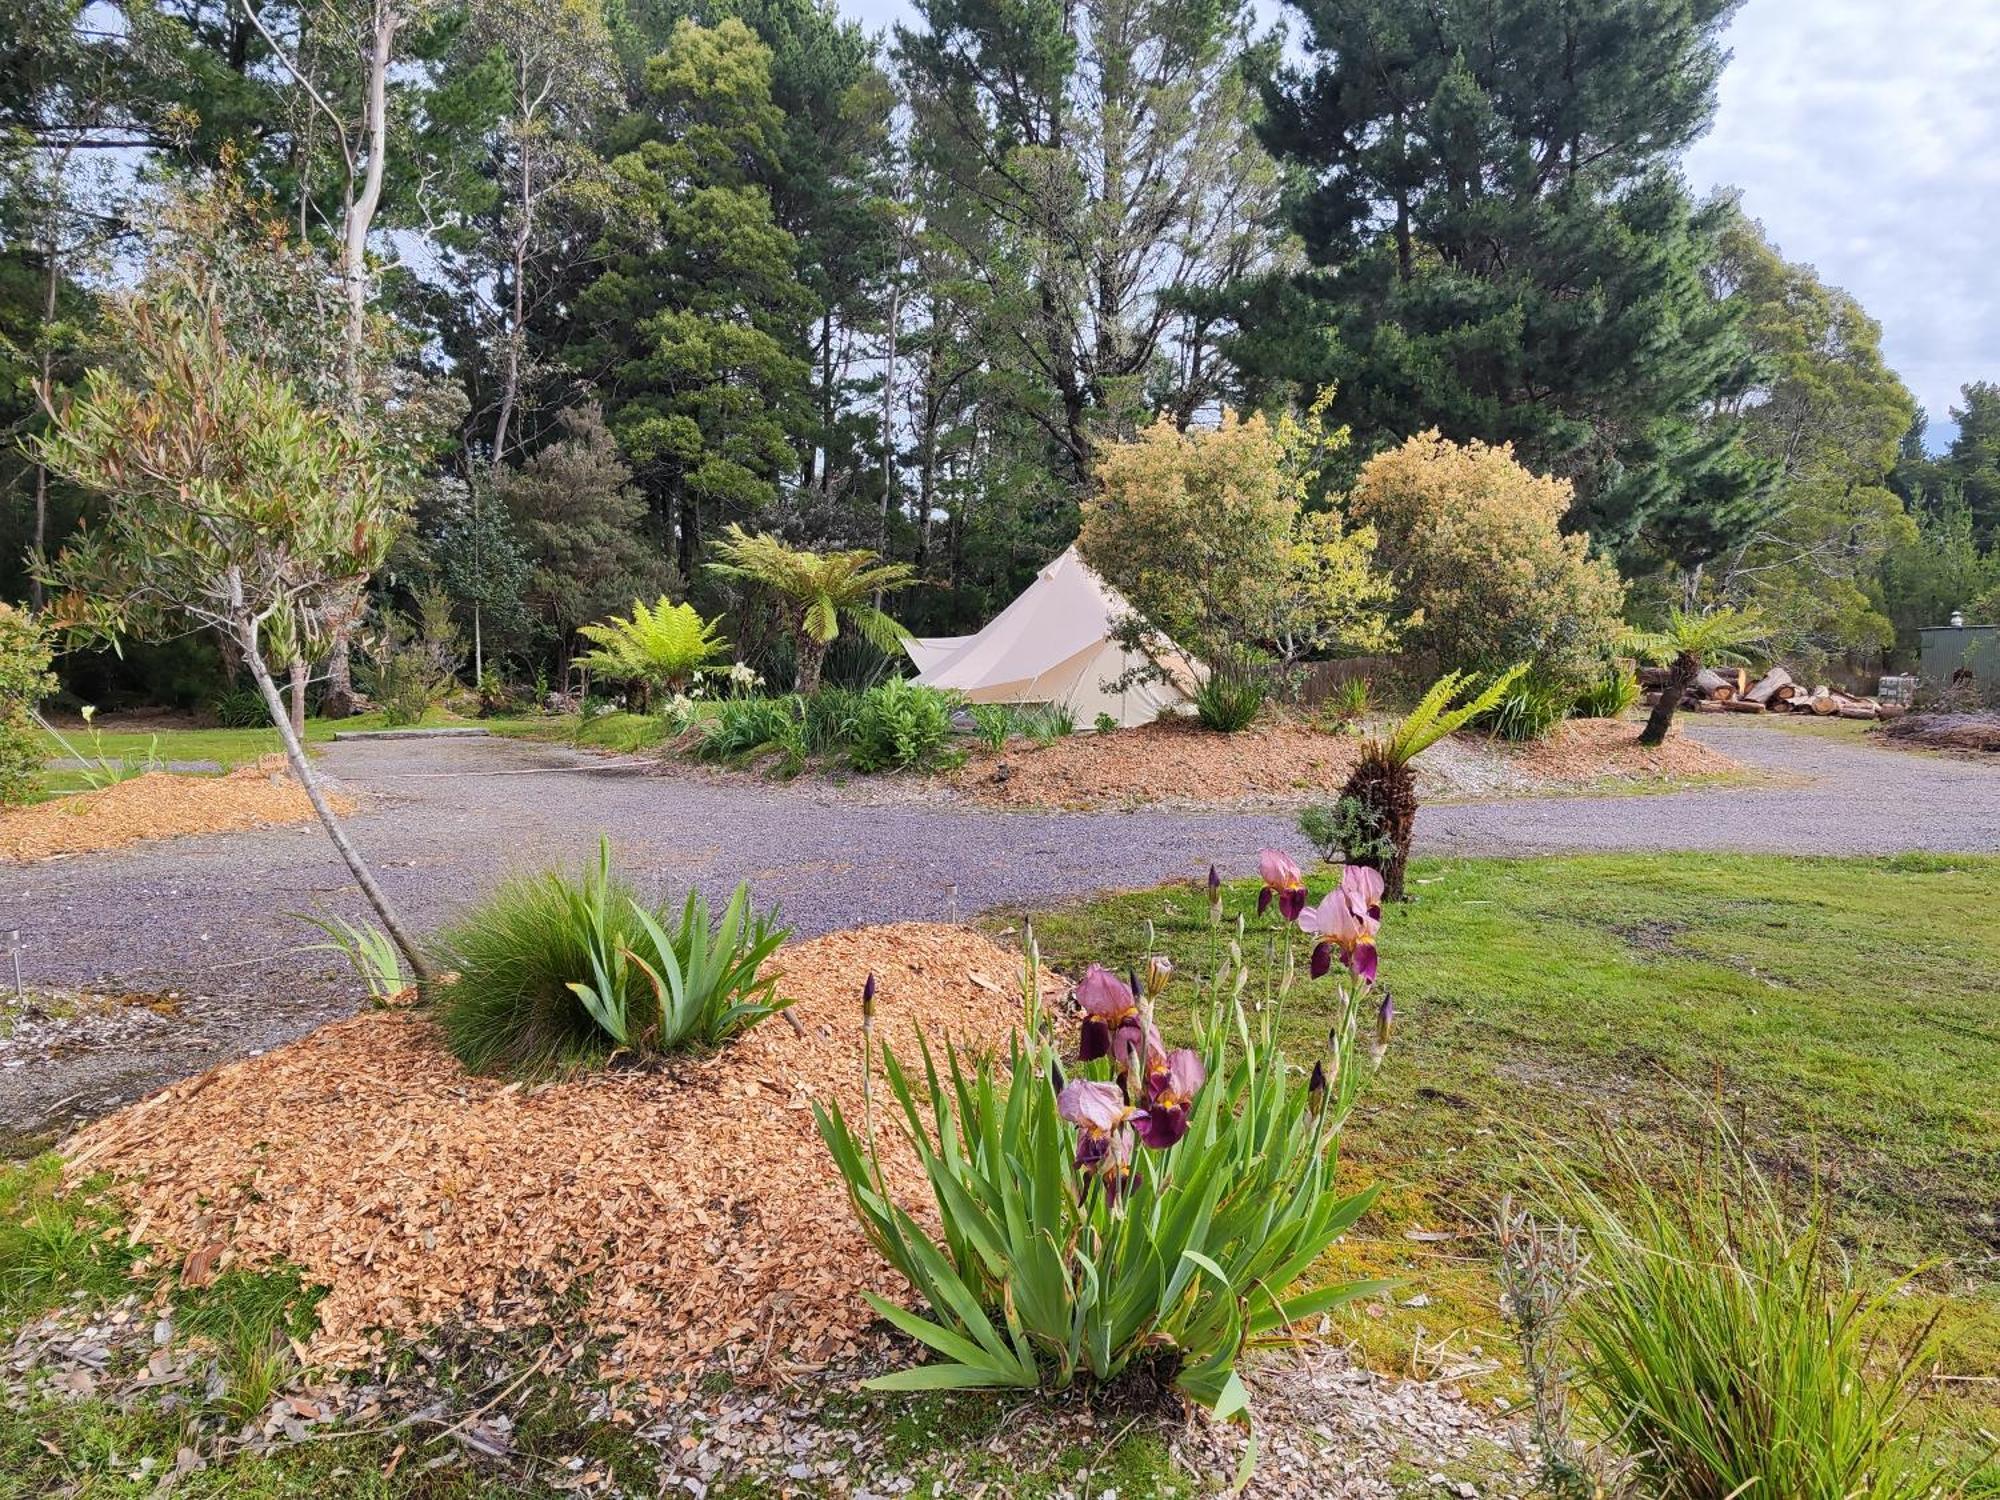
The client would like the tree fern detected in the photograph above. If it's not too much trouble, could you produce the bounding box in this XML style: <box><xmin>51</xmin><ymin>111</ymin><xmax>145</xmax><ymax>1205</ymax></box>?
<box><xmin>575</xmin><ymin>596</ymin><xmax>729</xmax><ymax>701</ymax></box>
<box><xmin>708</xmin><ymin>525</ymin><xmax>917</xmax><ymax>693</ymax></box>
<box><xmin>1382</xmin><ymin>665</ymin><xmax>1528</xmax><ymax>767</ymax></box>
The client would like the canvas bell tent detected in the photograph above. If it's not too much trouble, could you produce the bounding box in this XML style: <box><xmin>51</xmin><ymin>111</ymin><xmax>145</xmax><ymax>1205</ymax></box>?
<box><xmin>905</xmin><ymin>547</ymin><xmax>1200</xmax><ymax>728</ymax></box>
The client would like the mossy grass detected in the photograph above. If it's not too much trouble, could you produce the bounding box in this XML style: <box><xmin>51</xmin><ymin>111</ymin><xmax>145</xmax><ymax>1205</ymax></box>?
<box><xmin>1015</xmin><ymin>852</ymin><xmax>2000</xmax><ymax>1483</ymax></box>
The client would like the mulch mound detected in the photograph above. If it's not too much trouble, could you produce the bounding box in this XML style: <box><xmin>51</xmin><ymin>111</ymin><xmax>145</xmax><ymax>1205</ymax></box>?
<box><xmin>946</xmin><ymin>714</ymin><xmax>1736</xmax><ymax>810</ymax></box>
<box><xmin>1</xmin><ymin>757</ymin><xmax>347</xmax><ymax>862</ymax></box>
<box><xmin>1881</xmin><ymin>710</ymin><xmax>2000</xmax><ymax>753</ymax></box>
<box><xmin>62</xmin><ymin>924</ymin><xmax>1059</xmax><ymax>1391</ymax></box>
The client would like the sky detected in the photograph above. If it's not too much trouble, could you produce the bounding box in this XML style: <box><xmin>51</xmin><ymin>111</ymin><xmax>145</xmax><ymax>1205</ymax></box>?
<box><xmin>836</xmin><ymin>0</ymin><xmax>2000</xmax><ymax>442</ymax></box>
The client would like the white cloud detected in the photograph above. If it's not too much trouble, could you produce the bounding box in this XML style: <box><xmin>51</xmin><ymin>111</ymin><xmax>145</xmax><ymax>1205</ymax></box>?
<box><xmin>1685</xmin><ymin>0</ymin><xmax>2000</xmax><ymax>434</ymax></box>
<box><xmin>836</xmin><ymin>0</ymin><xmax>2000</xmax><ymax>434</ymax></box>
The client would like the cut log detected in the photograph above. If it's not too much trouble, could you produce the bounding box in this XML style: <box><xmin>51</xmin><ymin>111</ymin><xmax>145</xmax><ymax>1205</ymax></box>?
<box><xmin>1692</xmin><ymin>700</ymin><xmax>1726</xmax><ymax>713</ymax></box>
<box><xmin>1637</xmin><ymin>666</ymin><xmax>1675</xmax><ymax>688</ymax></box>
<box><xmin>1876</xmin><ymin>702</ymin><xmax>1908</xmax><ymax>721</ymax></box>
<box><xmin>1808</xmin><ymin>689</ymin><xmax>1839</xmax><ymax>716</ymax></box>
<box><xmin>1693</xmin><ymin>668</ymin><xmax>1736</xmax><ymax>701</ymax></box>
<box><xmin>1721</xmin><ymin>698</ymin><xmax>1767</xmax><ymax>714</ymax></box>
<box><xmin>1837</xmin><ymin>704</ymin><xmax>1877</xmax><ymax>720</ymax></box>
<box><xmin>1744</xmin><ymin>667</ymin><xmax>1794</xmax><ymax>706</ymax></box>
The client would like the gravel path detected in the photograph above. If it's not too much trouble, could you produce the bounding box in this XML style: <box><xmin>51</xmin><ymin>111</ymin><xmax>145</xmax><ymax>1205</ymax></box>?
<box><xmin>4</xmin><ymin>722</ymin><xmax>1994</xmax><ymax>1137</ymax></box>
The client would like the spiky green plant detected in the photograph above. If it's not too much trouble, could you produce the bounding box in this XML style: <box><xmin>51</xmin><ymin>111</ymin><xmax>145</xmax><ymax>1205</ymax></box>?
<box><xmin>574</xmin><ymin>596</ymin><xmax>729</xmax><ymax>708</ymax></box>
<box><xmin>1623</xmin><ymin>606</ymin><xmax>1767</xmax><ymax>746</ymax></box>
<box><xmin>433</xmin><ymin>837</ymin><xmax>790</xmax><ymax>1075</ymax></box>
<box><xmin>1340</xmin><ymin>666</ymin><xmax>1525</xmax><ymax>899</ymax></box>
<box><xmin>296</xmin><ymin>911</ymin><xmax>406</xmax><ymax>1003</ymax></box>
<box><xmin>707</xmin><ymin>525</ymin><xmax>914</xmax><ymax>695</ymax></box>
<box><xmin>1551</xmin><ymin>1134</ymin><xmax>1942</xmax><ymax>1500</ymax></box>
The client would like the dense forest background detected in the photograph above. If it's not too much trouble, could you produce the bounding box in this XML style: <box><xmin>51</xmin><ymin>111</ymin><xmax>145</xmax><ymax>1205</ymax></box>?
<box><xmin>5</xmin><ymin>0</ymin><xmax>1998</xmax><ymax>702</ymax></box>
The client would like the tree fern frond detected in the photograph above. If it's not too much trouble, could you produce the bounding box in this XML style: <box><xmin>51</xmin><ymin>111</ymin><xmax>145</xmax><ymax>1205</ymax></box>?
<box><xmin>1383</xmin><ymin>664</ymin><xmax>1528</xmax><ymax>767</ymax></box>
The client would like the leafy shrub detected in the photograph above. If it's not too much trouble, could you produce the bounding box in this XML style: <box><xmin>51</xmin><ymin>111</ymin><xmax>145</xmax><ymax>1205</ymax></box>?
<box><xmin>846</xmin><ymin>679</ymin><xmax>959</xmax><ymax>771</ymax></box>
<box><xmin>359</xmin><ymin>589</ymin><xmax>460</xmax><ymax>726</ymax></box>
<box><xmin>575</xmin><ymin>596</ymin><xmax>728</xmax><ymax>705</ymax></box>
<box><xmin>1348</xmin><ymin>433</ymin><xmax>1624</xmax><ymax>687</ymax></box>
<box><xmin>0</xmin><ymin>604</ymin><xmax>56</xmax><ymax>806</ymax></box>
<box><xmin>1557</xmin><ymin>1138</ymin><xmax>1941</xmax><ymax>1500</ymax></box>
<box><xmin>819</xmin><ymin>884</ymin><xmax>1393</xmax><ymax>1415</ymax></box>
<box><xmin>1572</xmin><ymin>669</ymin><xmax>1640</xmax><ymax>720</ymax></box>
<box><xmin>801</xmin><ymin>686</ymin><xmax>865</xmax><ymax>759</ymax></box>
<box><xmin>968</xmin><ymin>703</ymin><xmax>1014</xmax><ymax>751</ymax></box>
<box><xmin>1092</xmin><ymin>711</ymin><xmax>1119</xmax><ymax>734</ymax></box>
<box><xmin>434</xmin><ymin>837</ymin><xmax>790</xmax><ymax>1076</ymax></box>
<box><xmin>1298</xmin><ymin>795</ymin><xmax>1396</xmax><ymax>868</ymax></box>
<box><xmin>209</xmin><ymin>683</ymin><xmax>269</xmax><ymax>728</ymax></box>
<box><xmin>1477</xmin><ymin>671</ymin><xmax>1571</xmax><ymax>742</ymax></box>
<box><xmin>1191</xmin><ymin>657</ymin><xmax>1267</xmax><ymax>732</ymax></box>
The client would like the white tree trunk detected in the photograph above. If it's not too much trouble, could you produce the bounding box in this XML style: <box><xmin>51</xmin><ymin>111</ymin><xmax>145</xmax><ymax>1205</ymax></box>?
<box><xmin>235</xmin><ymin>593</ymin><xmax>432</xmax><ymax>986</ymax></box>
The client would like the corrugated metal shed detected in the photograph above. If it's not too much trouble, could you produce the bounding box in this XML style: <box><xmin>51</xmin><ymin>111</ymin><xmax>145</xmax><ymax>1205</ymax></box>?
<box><xmin>1920</xmin><ymin>624</ymin><xmax>2000</xmax><ymax>690</ymax></box>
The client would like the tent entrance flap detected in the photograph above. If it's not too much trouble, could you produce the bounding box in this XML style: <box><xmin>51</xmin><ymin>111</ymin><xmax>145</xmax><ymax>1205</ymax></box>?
<box><xmin>904</xmin><ymin>547</ymin><xmax>1199</xmax><ymax>729</ymax></box>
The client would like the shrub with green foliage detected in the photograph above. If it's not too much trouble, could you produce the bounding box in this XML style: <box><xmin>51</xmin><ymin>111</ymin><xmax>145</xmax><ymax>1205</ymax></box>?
<box><xmin>1572</xmin><ymin>669</ymin><xmax>1640</xmax><ymax>720</ymax></box>
<box><xmin>1556</xmin><ymin>1137</ymin><xmax>1942</xmax><ymax>1500</ymax></box>
<box><xmin>359</xmin><ymin>589</ymin><xmax>461</xmax><ymax>727</ymax></box>
<box><xmin>1298</xmin><ymin>796</ymin><xmax>1396</xmax><ymax>868</ymax></box>
<box><xmin>209</xmin><ymin>683</ymin><xmax>269</xmax><ymax>728</ymax></box>
<box><xmin>1092</xmin><ymin>711</ymin><xmax>1119</xmax><ymax>735</ymax></box>
<box><xmin>845</xmin><ymin>679</ymin><xmax>960</xmax><ymax>771</ymax></box>
<box><xmin>0</xmin><ymin>604</ymin><xmax>56</xmax><ymax>806</ymax></box>
<box><xmin>819</xmin><ymin>888</ymin><xmax>1392</xmax><ymax>1416</ymax></box>
<box><xmin>969</xmin><ymin>703</ymin><xmax>1014</xmax><ymax>751</ymax></box>
<box><xmin>434</xmin><ymin>838</ymin><xmax>789</xmax><ymax>1075</ymax></box>
<box><xmin>575</xmin><ymin>596</ymin><xmax>728</xmax><ymax>706</ymax></box>
<box><xmin>695</xmin><ymin>696</ymin><xmax>800</xmax><ymax>763</ymax></box>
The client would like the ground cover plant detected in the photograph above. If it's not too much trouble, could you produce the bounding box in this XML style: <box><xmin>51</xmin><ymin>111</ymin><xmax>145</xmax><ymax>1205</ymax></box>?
<box><xmin>819</xmin><ymin>859</ymin><xmax>1396</xmax><ymax>1418</ymax></box>
<box><xmin>0</xmin><ymin>604</ymin><xmax>56</xmax><ymax>806</ymax></box>
<box><xmin>1019</xmin><ymin>852</ymin><xmax>2000</xmax><ymax>1486</ymax></box>
<box><xmin>434</xmin><ymin>837</ymin><xmax>789</xmax><ymax>1074</ymax></box>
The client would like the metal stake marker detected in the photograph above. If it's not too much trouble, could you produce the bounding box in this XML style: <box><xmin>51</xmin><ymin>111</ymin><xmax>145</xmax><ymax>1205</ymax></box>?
<box><xmin>4</xmin><ymin>929</ymin><xmax>20</xmax><ymax>1003</ymax></box>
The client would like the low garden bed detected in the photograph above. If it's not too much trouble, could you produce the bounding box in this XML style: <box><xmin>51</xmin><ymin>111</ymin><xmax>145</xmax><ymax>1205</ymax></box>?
<box><xmin>60</xmin><ymin>923</ymin><xmax>1061</xmax><ymax>1389</ymax></box>
<box><xmin>0</xmin><ymin>756</ymin><xmax>347</xmax><ymax>862</ymax></box>
<box><xmin>946</xmin><ymin>715</ymin><xmax>1740</xmax><ymax>810</ymax></box>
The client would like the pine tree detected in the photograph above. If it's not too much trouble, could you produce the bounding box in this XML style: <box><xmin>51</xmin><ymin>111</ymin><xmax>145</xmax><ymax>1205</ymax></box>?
<box><xmin>1245</xmin><ymin>0</ymin><xmax>1770</xmax><ymax>567</ymax></box>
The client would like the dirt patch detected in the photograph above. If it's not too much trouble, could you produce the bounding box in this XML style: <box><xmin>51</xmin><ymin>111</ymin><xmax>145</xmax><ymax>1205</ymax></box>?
<box><xmin>1881</xmin><ymin>711</ymin><xmax>2000</xmax><ymax>754</ymax></box>
<box><xmin>945</xmin><ymin>715</ymin><xmax>1738</xmax><ymax>811</ymax></box>
<box><xmin>61</xmin><ymin>923</ymin><xmax>1062</xmax><ymax>1390</ymax></box>
<box><xmin>0</xmin><ymin>757</ymin><xmax>344</xmax><ymax>862</ymax></box>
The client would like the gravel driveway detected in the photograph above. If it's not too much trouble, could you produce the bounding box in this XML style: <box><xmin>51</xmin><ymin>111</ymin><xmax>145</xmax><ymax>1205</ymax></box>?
<box><xmin>4</xmin><ymin>721</ymin><xmax>1994</xmax><ymax>1137</ymax></box>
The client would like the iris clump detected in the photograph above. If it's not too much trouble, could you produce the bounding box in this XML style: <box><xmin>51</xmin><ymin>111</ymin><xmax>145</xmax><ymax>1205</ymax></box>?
<box><xmin>435</xmin><ymin>837</ymin><xmax>790</xmax><ymax>1076</ymax></box>
<box><xmin>817</xmin><ymin>850</ymin><xmax>1396</xmax><ymax>1419</ymax></box>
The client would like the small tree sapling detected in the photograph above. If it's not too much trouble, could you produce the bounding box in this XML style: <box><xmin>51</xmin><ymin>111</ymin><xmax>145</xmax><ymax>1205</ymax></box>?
<box><xmin>33</xmin><ymin>288</ymin><xmax>432</xmax><ymax>982</ymax></box>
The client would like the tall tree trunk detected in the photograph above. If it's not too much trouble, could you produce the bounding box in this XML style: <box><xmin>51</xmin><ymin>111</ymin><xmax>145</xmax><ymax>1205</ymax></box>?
<box><xmin>29</xmin><ymin>238</ymin><xmax>58</xmax><ymax>611</ymax></box>
<box><xmin>321</xmin><ymin>2</ymin><xmax>399</xmax><ymax>714</ymax></box>
<box><xmin>233</xmin><ymin>582</ymin><xmax>432</xmax><ymax>985</ymax></box>
<box><xmin>879</xmin><ymin>276</ymin><xmax>900</xmax><ymax>560</ymax></box>
<box><xmin>1640</xmin><ymin>651</ymin><xmax>1700</xmax><ymax>746</ymax></box>
<box><xmin>491</xmin><ymin>62</ymin><xmax>532</xmax><ymax>463</ymax></box>
<box><xmin>794</xmin><ymin>632</ymin><xmax>829</xmax><ymax>697</ymax></box>
<box><xmin>288</xmin><ymin>657</ymin><xmax>309</xmax><ymax>737</ymax></box>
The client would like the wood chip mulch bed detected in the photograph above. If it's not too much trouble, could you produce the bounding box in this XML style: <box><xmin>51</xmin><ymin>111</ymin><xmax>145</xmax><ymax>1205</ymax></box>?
<box><xmin>2</xmin><ymin>756</ymin><xmax>347</xmax><ymax>862</ymax></box>
<box><xmin>946</xmin><ymin>714</ymin><xmax>1737</xmax><ymax>810</ymax></box>
<box><xmin>62</xmin><ymin>923</ymin><xmax>1061</xmax><ymax>1392</ymax></box>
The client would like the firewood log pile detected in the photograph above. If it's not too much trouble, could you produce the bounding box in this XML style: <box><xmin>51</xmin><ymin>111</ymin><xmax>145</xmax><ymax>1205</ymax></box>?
<box><xmin>1638</xmin><ymin>665</ymin><xmax>1906</xmax><ymax>722</ymax></box>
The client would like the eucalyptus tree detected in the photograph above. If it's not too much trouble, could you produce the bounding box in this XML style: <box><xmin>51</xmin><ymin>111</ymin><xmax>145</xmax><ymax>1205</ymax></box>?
<box><xmin>895</xmin><ymin>0</ymin><xmax>1287</xmax><ymax>486</ymax></box>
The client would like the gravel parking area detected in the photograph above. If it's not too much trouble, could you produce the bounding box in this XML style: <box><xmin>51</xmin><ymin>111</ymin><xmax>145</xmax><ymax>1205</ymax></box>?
<box><xmin>4</xmin><ymin>720</ymin><xmax>1994</xmax><ymax>1139</ymax></box>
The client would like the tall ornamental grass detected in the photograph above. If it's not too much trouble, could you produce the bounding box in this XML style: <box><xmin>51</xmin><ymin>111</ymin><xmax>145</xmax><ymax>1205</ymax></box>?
<box><xmin>435</xmin><ymin>837</ymin><xmax>789</xmax><ymax>1075</ymax></box>
<box><xmin>1558</xmin><ymin>1140</ymin><xmax>1944</xmax><ymax>1500</ymax></box>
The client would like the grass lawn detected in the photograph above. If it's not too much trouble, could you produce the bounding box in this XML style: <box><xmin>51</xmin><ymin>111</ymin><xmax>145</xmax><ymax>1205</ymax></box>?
<box><xmin>1017</xmin><ymin>852</ymin><xmax>2000</xmax><ymax>1484</ymax></box>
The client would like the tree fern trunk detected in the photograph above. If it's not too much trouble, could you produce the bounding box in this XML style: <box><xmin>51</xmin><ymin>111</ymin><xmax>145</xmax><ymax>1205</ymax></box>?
<box><xmin>1639</xmin><ymin>652</ymin><xmax>1699</xmax><ymax>746</ymax></box>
